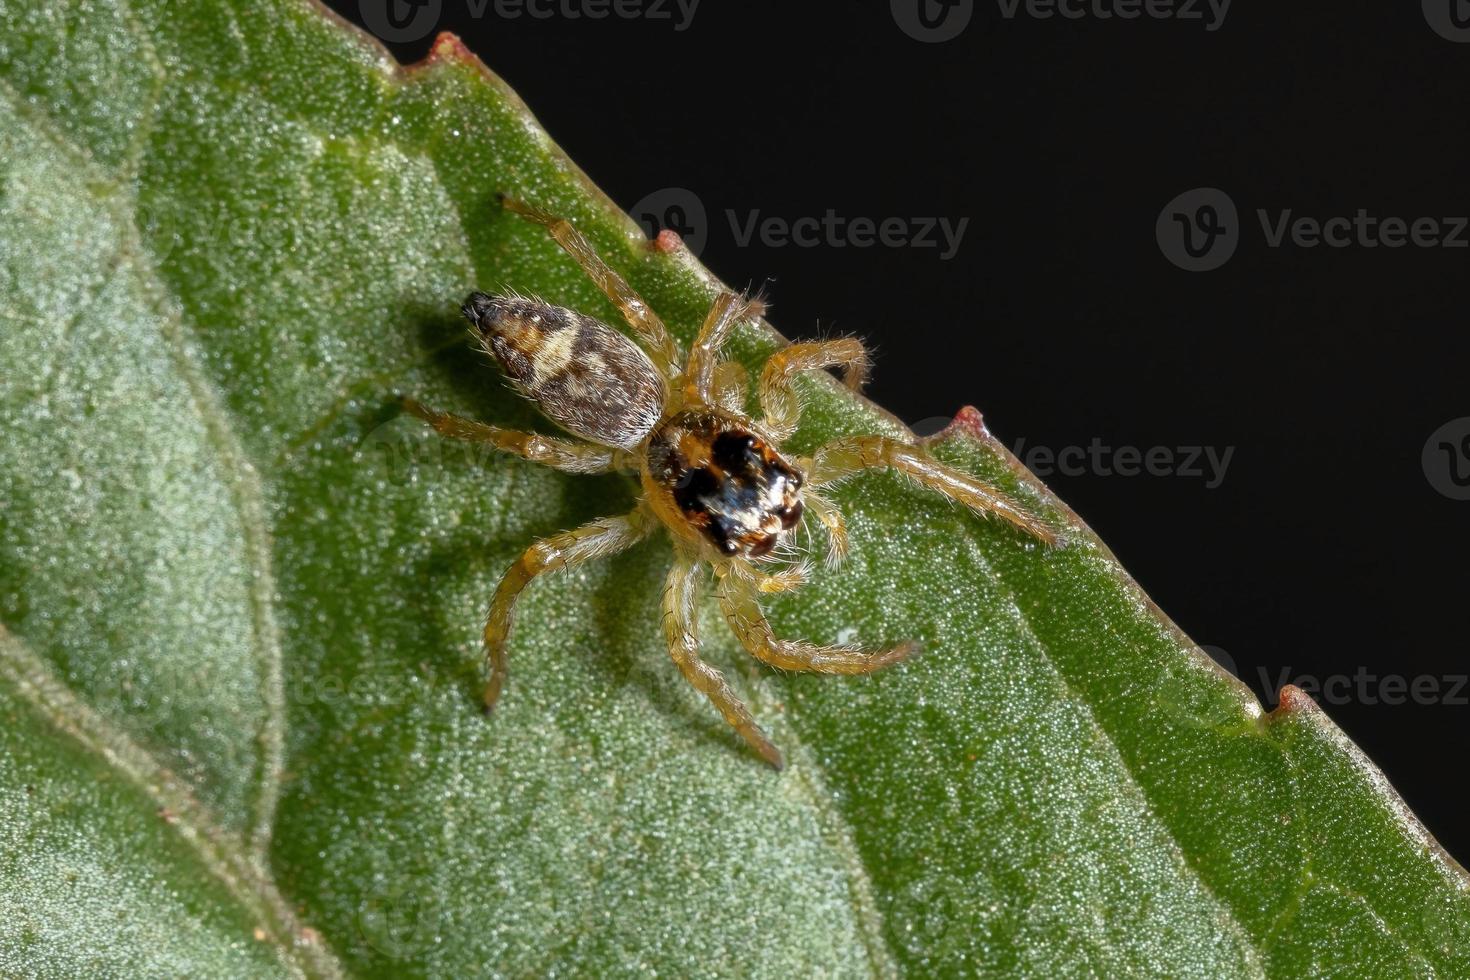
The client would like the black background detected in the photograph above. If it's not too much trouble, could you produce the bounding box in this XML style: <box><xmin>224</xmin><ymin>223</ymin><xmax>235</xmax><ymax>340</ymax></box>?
<box><xmin>324</xmin><ymin>0</ymin><xmax>1470</xmax><ymax>859</ymax></box>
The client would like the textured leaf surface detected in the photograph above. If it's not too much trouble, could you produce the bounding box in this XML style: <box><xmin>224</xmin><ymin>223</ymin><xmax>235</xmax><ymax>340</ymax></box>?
<box><xmin>1</xmin><ymin>2</ymin><xmax>1468</xmax><ymax>976</ymax></box>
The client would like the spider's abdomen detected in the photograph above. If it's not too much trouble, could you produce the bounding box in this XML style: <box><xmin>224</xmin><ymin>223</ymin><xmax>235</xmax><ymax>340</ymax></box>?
<box><xmin>646</xmin><ymin>411</ymin><xmax>804</xmax><ymax>558</ymax></box>
<box><xmin>463</xmin><ymin>292</ymin><xmax>665</xmax><ymax>450</ymax></box>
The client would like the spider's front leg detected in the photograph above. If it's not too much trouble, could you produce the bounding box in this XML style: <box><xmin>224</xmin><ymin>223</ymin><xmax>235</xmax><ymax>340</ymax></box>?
<box><xmin>717</xmin><ymin>568</ymin><xmax>918</xmax><ymax>674</ymax></box>
<box><xmin>483</xmin><ymin>511</ymin><xmax>653</xmax><ymax>711</ymax></box>
<box><xmin>758</xmin><ymin>337</ymin><xmax>870</xmax><ymax>442</ymax></box>
<box><xmin>681</xmin><ymin>290</ymin><xmax>767</xmax><ymax>404</ymax></box>
<box><xmin>400</xmin><ymin>397</ymin><xmax>629</xmax><ymax>474</ymax></box>
<box><xmin>809</xmin><ymin>435</ymin><xmax>1059</xmax><ymax>546</ymax></box>
<box><xmin>662</xmin><ymin>556</ymin><xmax>784</xmax><ymax>769</ymax></box>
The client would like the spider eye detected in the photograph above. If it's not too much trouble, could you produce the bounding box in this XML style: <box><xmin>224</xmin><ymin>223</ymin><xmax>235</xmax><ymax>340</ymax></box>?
<box><xmin>712</xmin><ymin>431</ymin><xmax>765</xmax><ymax>469</ymax></box>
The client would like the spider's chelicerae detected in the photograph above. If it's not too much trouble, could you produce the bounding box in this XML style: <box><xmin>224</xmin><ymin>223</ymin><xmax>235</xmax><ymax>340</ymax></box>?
<box><xmin>402</xmin><ymin>196</ymin><xmax>1058</xmax><ymax>769</ymax></box>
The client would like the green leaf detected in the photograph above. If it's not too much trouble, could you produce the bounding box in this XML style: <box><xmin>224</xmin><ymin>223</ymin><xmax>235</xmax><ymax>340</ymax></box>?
<box><xmin>1</xmin><ymin>2</ymin><xmax>1467</xmax><ymax>975</ymax></box>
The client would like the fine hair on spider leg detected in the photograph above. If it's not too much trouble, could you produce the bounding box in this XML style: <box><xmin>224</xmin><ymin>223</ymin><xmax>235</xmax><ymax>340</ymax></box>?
<box><xmin>799</xmin><ymin>489</ymin><xmax>849</xmax><ymax>568</ymax></box>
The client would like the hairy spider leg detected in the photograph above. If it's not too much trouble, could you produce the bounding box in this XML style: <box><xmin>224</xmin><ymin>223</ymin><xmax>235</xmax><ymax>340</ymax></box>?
<box><xmin>500</xmin><ymin>195</ymin><xmax>680</xmax><ymax>376</ymax></box>
<box><xmin>758</xmin><ymin>338</ymin><xmax>871</xmax><ymax>441</ymax></box>
<box><xmin>682</xmin><ymin>291</ymin><xmax>767</xmax><ymax>404</ymax></box>
<box><xmin>717</xmin><ymin>568</ymin><xmax>919</xmax><ymax>674</ymax></box>
<box><xmin>483</xmin><ymin>512</ymin><xmax>654</xmax><ymax>711</ymax></box>
<box><xmin>662</xmin><ymin>556</ymin><xmax>784</xmax><ymax>769</ymax></box>
<box><xmin>800</xmin><ymin>489</ymin><xmax>849</xmax><ymax>567</ymax></box>
<box><xmin>710</xmin><ymin>360</ymin><xmax>751</xmax><ymax>416</ymax></box>
<box><xmin>399</xmin><ymin>397</ymin><xmax>626</xmax><ymax>474</ymax></box>
<box><xmin>810</xmin><ymin>435</ymin><xmax>1058</xmax><ymax>546</ymax></box>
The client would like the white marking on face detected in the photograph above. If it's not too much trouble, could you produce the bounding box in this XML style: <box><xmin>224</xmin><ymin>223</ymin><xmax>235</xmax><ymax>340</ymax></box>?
<box><xmin>763</xmin><ymin>475</ymin><xmax>792</xmax><ymax>514</ymax></box>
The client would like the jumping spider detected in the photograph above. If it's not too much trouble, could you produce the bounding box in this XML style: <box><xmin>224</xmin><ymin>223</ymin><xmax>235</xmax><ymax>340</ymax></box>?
<box><xmin>402</xmin><ymin>196</ymin><xmax>1058</xmax><ymax>769</ymax></box>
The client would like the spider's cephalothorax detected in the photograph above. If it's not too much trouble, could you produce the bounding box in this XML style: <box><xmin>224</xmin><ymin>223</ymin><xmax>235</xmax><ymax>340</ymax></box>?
<box><xmin>645</xmin><ymin>411</ymin><xmax>803</xmax><ymax>559</ymax></box>
<box><xmin>402</xmin><ymin>196</ymin><xmax>1059</xmax><ymax>770</ymax></box>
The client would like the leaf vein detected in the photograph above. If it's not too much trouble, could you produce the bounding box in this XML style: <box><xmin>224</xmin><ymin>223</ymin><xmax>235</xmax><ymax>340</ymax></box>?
<box><xmin>0</xmin><ymin>624</ymin><xmax>346</xmax><ymax>980</ymax></box>
<box><xmin>0</xmin><ymin>72</ymin><xmax>301</xmax><ymax>944</ymax></box>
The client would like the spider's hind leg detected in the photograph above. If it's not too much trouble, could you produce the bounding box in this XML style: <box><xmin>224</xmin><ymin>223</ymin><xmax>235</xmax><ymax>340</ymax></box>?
<box><xmin>499</xmin><ymin>194</ymin><xmax>679</xmax><ymax>374</ymax></box>
<box><xmin>400</xmin><ymin>397</ymin><xmax>625</xmax><ymax>474</ymax></box>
